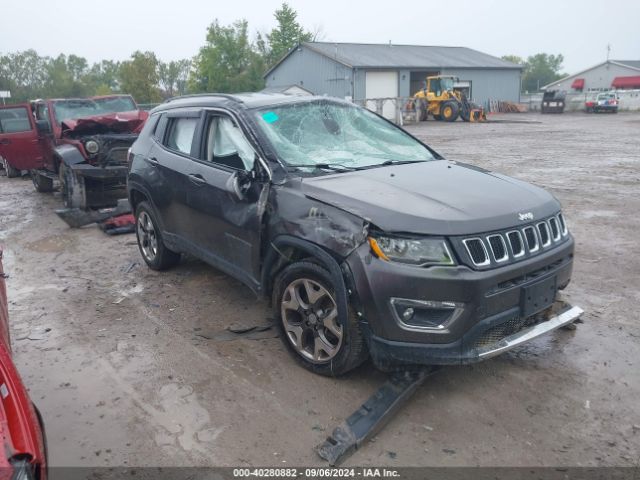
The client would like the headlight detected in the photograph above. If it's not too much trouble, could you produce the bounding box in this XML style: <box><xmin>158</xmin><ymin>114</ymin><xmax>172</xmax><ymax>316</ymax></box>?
<box><xmin>368</xmin><ymin>236</ymin><xmax>455</xmax><ymax>266</ymax></box>
<box><xmin>84</xmin><ymin>140</ymin><xmax>99</xmax><ymax>154</ymax></box>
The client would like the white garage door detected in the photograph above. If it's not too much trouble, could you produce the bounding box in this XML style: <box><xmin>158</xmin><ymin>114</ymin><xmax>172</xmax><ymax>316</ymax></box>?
<box><xmin>365</xmin><ymin>71</ymin><xmax>398</xmax><ymax>120</ymax></box>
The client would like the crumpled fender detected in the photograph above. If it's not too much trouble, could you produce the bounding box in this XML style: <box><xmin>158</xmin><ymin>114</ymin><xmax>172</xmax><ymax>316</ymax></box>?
<box><xmin>54</xmin><ymin>144</ymin><xmax>85</xmax><ymax>166</ymax></box>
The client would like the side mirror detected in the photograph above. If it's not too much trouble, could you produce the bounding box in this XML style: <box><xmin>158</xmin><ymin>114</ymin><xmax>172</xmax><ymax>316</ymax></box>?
<box><xmin>35</xmin><ymin>120</ymin><xmax>51</xmax><ymax>135</ymax></box>
<box><xmin>225</xmin><ymin>171</ymin><xmax>250</xmax><ymax>201</ymax></box>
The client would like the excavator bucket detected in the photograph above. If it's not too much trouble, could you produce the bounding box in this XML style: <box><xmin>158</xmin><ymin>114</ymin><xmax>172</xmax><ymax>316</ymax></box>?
<box><xmin>469</xmin><ymin>108</ymin><xmax>487</xmax><ymax>122</ymax></box>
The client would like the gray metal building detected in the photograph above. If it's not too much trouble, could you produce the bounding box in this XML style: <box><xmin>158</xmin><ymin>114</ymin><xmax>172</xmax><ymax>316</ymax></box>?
<box><xmin>542</xmin><ymin>60</ymin><xmax>640</xmax><ymax>92</ymax></box>
<box><xmin>264</xmin><ymin>42</ymin><xmax>522</xmax><ymax>108</ymax></box>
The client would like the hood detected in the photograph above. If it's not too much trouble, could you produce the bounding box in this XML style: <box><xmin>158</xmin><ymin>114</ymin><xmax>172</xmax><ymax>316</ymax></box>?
<box><xmin>301</xmin><ymin>160</ymin><xmax>560</xmax><ymax>236</ymax></box>
<box><xmin>61</xmin><ymin>110</ymin><xmax>148</xmax><ymax>136</ymax></box>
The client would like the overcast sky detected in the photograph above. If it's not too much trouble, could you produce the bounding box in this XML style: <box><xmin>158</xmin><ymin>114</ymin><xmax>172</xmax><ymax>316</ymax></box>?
<box><xmin>2</xmin><ymin>0</ymin><xmax>638</xmax><ymax>73</ymax></box>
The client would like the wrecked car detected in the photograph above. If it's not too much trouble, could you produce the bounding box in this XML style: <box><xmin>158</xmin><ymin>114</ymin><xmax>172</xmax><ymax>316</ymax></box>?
<box><xmin>127</xmin><ymin>93</ymin><xmax>582</xmax><ymax>376</ymax></box>
<box><xmin>0</xmin><ymin>95</ymin><xmax>147</xmax><ymax>209</ymax></box>
<box><xmin>0</xmin><ymin>249</ymin><xmax>48</xmax><ymax>479</ymax></box>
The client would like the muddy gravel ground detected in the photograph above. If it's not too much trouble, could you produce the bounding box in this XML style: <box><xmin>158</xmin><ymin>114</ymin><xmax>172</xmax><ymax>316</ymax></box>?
<box><xmin>0</xmin><ymin>112</ymin><xmax>638</xmax><ymax>469</ymax></box>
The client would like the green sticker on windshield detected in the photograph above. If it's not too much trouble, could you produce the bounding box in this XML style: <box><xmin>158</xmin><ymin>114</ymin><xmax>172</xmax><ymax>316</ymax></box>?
<box><xmin>262</xmin><ymin>111</ymin><xmax>279</xmax><ymax>123</ymax></box>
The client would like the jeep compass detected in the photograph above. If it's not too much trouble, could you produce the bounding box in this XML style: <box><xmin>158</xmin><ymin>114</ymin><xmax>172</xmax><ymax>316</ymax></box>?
<box><xmin>127</xmin><ymin>93</ymin><xmax>582</xmax><ymax>376</ymax></box>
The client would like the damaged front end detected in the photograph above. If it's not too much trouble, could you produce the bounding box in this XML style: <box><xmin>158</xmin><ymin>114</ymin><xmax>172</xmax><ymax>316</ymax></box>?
<box><xmin>56</xmin><ymin>111</ymin><xmax>148</xmax><ymax>225</ymax></box>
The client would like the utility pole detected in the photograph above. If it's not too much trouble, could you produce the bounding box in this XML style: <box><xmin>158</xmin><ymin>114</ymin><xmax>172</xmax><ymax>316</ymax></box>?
<box><xmin>606</xmin><ymin>43</ymin><xmax>611</xmax><ymax>61</ymax></box>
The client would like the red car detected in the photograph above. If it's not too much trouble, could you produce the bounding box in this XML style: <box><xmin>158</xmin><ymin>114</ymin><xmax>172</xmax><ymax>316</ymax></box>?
<box><xmin>0</xmin><ymin>249</ymin><xmax>47</xmax><ymax>479</ymax></box>
<box><xmin>0</xmin><ymin>94</ymin><xmax>147</xmax><ymax>210</ymax></box>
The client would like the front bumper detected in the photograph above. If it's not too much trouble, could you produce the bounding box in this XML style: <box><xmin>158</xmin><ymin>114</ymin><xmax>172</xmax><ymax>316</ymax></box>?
<box><xmin>344</xmin><ymin>236</ymin><xmax>578</xmax><ymax>368</ymax></box>
<box><xmin>69</xmin><ymin>163</ymin><xmax>128</xmax><ymax>180</ymax></box>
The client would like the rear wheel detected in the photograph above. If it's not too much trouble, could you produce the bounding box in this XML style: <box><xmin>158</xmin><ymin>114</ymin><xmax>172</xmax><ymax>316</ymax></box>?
<box><xmin>1</xmin><ymin>157</ymin><xmax>20</xmax><ymax>178</ymax></box>
<box><xmin>441</xmin><ymin>101</ymin><xmax>460</xmax><ymax>122</ymax></box>
<box><xmin>135</xmin><ymin>201</ymin><xmax>180</xmax><ymax>270</ymax></box>
<box><xmin>31</xmin><ymin>170</ymin><xmax>53</xmax><ymax>192</ymax></box>
<box><xmin>273</xmin><ymin>261</ymin><xmax>368</xmax><ymax>376</ymax></box>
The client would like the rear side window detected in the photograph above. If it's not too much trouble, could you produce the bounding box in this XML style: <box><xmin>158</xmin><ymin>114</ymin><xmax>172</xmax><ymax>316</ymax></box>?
<box><xmin>164</xmin><ymin>117</ymin><xmax>198</xmax><ymax>155</ymax></box>
<box><xmin>0</xmin><ymin>107</ymin><xmax>32</xmax><ymax>134</ymax></box>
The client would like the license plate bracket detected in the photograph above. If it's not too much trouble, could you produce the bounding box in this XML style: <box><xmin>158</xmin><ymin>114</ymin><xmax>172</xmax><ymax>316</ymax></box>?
<box><xmin>521</xmin><ymin>275</ymin><xmax>557</xmax><ymax>318</ymax></box>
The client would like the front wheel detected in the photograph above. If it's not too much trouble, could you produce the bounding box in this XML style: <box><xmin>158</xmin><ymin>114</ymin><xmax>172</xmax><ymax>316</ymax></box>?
<box><xmin>441</xmin><ymin>101</ymin><xmax>459</xmax><ymax>122</ymax></box>
<box><xmin>273</xmin><ymin>261</ymin><xmax>368</xmax><ymax>376</ymax></box>
<box><xmin>1</xmin><ymin>157</ymin><xmax>20</xmax><ymax>178</ymax></box>
<box><xmin>135</xmin><ymin>201</ymin><xmax>180</xmax><ymax>270</ymax></box>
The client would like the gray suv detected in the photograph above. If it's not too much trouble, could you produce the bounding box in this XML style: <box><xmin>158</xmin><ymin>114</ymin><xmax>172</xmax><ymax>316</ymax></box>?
<box><xmin>127</xmin><ymin>93</ymin><xmax>582</xmax><ymax>376</ymax></box>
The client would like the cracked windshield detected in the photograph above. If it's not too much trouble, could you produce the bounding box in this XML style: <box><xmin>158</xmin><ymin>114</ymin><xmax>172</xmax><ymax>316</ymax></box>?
<box><xmin>53</xmin><ymin>96</ymin><xmax>137</xmax><ymax>123</ymax></box>
<box><xmin>254</xmin><ymin>101</ymin><xmax>435</xmax><ymax>170</ymax></box>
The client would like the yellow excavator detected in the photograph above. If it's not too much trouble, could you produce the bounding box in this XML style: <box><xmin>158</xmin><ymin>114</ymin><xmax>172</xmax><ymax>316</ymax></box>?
<box><xmin>412</xmin><ymin>75</ymin><xmax>486</xmax><ymax>122</ymax></box>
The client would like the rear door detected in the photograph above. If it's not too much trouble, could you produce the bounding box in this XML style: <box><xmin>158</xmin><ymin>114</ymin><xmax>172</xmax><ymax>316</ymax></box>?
<box><xmin>146</xmin><ymin>109</ymin><xmax>202</xmax><ymax>237</ymax></box>
<box><xmin>0</xmin><ymin>104</ymin><xmax>46</xmax><ymax>170</ymax></box>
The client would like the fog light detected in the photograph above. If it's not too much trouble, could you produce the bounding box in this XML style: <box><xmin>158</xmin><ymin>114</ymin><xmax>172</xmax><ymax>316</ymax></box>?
<box><xmin>390</xmin><ymin>298</ymin><xmax>465</xmax><ymax>331</ymax></box>
<box><xmin>402</xmin><ymin>308</ymin><xmax>415</xmax><ymax>321</ymax></box>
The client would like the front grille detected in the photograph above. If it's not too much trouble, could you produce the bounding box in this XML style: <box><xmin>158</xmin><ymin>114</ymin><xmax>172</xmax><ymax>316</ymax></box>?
<box><xmin>548</xmin><ymin>217</ymin><xmax>560</xmax><ymax>240</ymax></box>
<box><xmin>463</xmin><ymin>238</ymin><xmax>489</xmax><ymax>266</ymax></box>
<box><xmin>458</xmin><ymin>213</ymin><xmax>569</xmax><ymax>269</ymax></box>
<box><xmin>487</xmin><ymin>235</ymin><xmax>508</xmax><ymax>262</ymax></box>
<box><xmin>472</xmin><ymin>312</ymin><xmax>547</xmax><ymax>350</ymax></box>
<box><xmin>472</xmin><ymin>315</ymin><xmax>526</xmax><ymax>349</ymax></box>
<box><xmin>506</xmin><ymin>230</ymin><xmax>524</xmax><ymax>257</ymax></box>
<box><xmin>557</xmin><ymin>213</ymin><xmax>567</xmax><ymax>235</ymax></box>
<box><xmin>537</xmin><ymin>222</ymin><xmax>551</xmax><ymax>246</ymax></box>
<box><xmin>523</xmin><ymin>226</ymin><xmax>539</xmax><ymax>252</ymax></box>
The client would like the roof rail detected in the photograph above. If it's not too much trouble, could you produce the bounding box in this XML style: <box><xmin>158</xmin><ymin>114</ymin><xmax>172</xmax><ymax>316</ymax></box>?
<box><xmin>163</xmin><ymin>93</ymin><xmax>243</xmax><ymax>104</ymax></box>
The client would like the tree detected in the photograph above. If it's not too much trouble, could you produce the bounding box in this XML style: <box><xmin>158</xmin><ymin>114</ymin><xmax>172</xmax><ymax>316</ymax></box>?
<box><xmin>501</xmin><ymin>55</ymin><xmax>524</xmax><ymax>66</ymax></box>
<box><xmin>118</xmin><ymin>51</ymin><xmax>162</xmax><ymax>103</ymax></box>
<box><xmin>262</xmin><ymin>3</ymin><xmax>312</xmax><ymax>67</ymax></box>
<box><xmin>86</xmin><ymin>60</ymin><xmax>121</xmax><ymax>94</ymax></box>
<box><xmin>158</xmin><ymin>59</ymin><xmax>191</xmax><ymax>98</ymax></box>
<box><xmin>0</xmin><ymin>50</ymin><xmax>50</xmax><ymax>101</ymax></box>
<box><xmin>45</xmin><ymin>54</ymin><xmax>91</xmax><ymax>98</ymax></box>
<box><xmin>190</xmin><ymin>19</ymin><xmax>264</xmax><ymax>93</ymax></box>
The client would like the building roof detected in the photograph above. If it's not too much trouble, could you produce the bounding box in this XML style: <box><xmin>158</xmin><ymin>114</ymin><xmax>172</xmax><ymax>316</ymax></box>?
<box><xmin>260</xmin><ymin>84</ymin><xmax>314</xmax><ymax>95</ymax></box>
<box><xmin>266</xmin><ymin>42</ymin><xmax>521</xmax><ymax>76</ymax></box>
<box><xmin>543</xmin><ymin>60</ymin><xmax>640</xmax><ymax>89</ymax></box>
<box><xmin>615</xmin><ymin>60</ymin><xmax>640</xmax><ymax>69</ymax></box>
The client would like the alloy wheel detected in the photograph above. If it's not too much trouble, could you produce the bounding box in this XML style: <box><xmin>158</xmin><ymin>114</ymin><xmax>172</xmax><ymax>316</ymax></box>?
<box><xmin>137</xmin><ymin>211</ymin><xmax>158</xmax><ymax>262</ymax></box>
<box><xmin>280</xmin><ymin>278</ymin><xmax>343</xmax><ymax>363</ymax></box>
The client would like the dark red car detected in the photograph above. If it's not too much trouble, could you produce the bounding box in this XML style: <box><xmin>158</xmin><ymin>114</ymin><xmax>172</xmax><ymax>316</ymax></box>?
<box><xmin>0</xmin><ymin>248</ymin><xmax>47</xmax><ymax>479</ymax></box>
<box><xmin>0</xmin><ymin>94</ymin><xmax>147</xmax><ymax>210</ymax></box>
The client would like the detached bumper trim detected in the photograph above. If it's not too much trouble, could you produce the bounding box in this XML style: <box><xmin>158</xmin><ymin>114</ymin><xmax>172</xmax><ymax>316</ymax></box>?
<box><xmin>477</xmin><ymin>305</ymin><xmax>583</xmax><ymax>359</ymax></box>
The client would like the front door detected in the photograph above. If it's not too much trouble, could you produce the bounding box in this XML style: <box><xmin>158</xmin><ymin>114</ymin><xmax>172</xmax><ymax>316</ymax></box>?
<box><xmin>0</xmin><ymin>104</ymin><xmax>46</xmax><ymax>171</ymax></box>
<box><xmin>184</xmin><ymin>112</ymin><xmax>266</xmax><ymax>288</ymax></box>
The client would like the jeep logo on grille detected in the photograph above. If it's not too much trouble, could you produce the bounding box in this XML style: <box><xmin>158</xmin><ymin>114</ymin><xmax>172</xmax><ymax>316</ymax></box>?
<box><xmin>518</xmin><ymin>212</ymin><xmax>534</xmax><ymax>221</ymax></box>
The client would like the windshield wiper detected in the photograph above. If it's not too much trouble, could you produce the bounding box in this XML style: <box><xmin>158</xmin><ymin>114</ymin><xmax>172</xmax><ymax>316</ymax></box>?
<box><xmin>358</xmin><ymin>159</ymin><xmax>430</xmax><ymax>170</ymax></box>
<box><xmin>286</xmin><ymin>163</ymin><xmax>362</xmax><ymax>173</ymax></box>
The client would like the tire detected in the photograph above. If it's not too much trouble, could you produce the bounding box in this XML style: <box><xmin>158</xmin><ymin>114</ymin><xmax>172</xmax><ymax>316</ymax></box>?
<box><xmin>30</xmin><ymin>170</ymin><xmax>53</xmax><ymax>192</ymax></box>
<box><xmin>273</xmin><ymin>261</ymin><xmax>368</xmax><ymax>377</ymax></box>
<box><xmin>59</xmin><ymin>163</ymin><xmax>85</xmax><ymax>208</ymax></box>
<box><xmin>1</xmin><ymin>157</ymin><xmax>20</xmax><ymax>178</ymax></box>
<box><xmin>135</xmin><ymin>201</ymin><xmax>180</xmax><ymax>270</ymax></box>
<box><xmin>441</xmin><ymin>101</ymin><xmax>460</xmax><ymax>122</ymax></box>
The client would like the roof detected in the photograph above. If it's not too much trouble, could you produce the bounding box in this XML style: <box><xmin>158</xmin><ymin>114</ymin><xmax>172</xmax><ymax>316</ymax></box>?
<box><xmin>615</xmin><ymin>60</ymin><xmax>640</xmax><ymax>69</ymax></box>
<box><xmin>543</xmin><ymin>60</ymin><xmax>640</xmax><ymax>89</ymax></box>
<box><xmin>260</xmin><ymin>84</ymin><xmax>314</xmax><ymax>95</ymax></box>
<box><xmin>154</xmin><ymin>92</ymin><xmax>346</xmax><ymax>113</ymax></box>
<box><xmin>266</xmin><ymin>42</ymin><xmax>522</xmax><ymax>77</ymax></box>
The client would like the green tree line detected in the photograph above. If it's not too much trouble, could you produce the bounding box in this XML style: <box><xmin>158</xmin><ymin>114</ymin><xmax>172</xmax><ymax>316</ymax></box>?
<box><xmin>0</xmin><ymin>3</ymin><xmax>312</xmax><ymax>104</ymax></box>
<box><xmin>502</xmin><ymin>53</ymin><xmax>566</xmax><ymax>93</ymax></box>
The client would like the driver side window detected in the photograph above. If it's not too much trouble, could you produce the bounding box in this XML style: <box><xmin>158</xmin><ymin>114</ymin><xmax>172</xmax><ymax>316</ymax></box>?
<box><xmin>204</xmin><ymin>115</ymin><xmax>255</xmax><ymax>171</ymax></box>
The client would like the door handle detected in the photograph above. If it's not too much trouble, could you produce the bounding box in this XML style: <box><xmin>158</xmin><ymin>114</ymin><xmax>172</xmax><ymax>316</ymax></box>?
<box><xmin>188</xmin><ymin>174</ymin><xmax>206</xmax><ymax>185</ymax></box>
<box><xmin>0</xmin><ymin>139</ymin><xmax>10</xmax><ymax>145</ymax></box>
<box><xmin>147</xmin><ymin>156</ymin><xmax>159</xmax><ymax>165</ymax></box>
